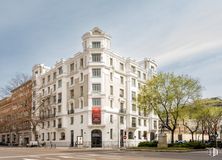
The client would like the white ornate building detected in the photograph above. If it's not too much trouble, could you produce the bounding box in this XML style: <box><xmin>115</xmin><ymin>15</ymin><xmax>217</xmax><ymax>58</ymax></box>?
<box><xmin>32</xmin><ymin>27</ymin><xmax>158</xmax><ymax>148</ymax></box>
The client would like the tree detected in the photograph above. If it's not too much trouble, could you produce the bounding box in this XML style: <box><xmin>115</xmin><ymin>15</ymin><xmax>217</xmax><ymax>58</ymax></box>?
<box><xmin>138</xmin><ymin>72</ymin><xmax>202</xmax><ymax>144</ymax></box>
<box><xmin>0</xmin><ymin>73</ymin><xmax>30</xmax><ymax>98</ymax></box>
<box><xmin>0</xmin><ymin>73</ymin><xmax>51</xmax><ymax>143</ymax></box>
<box><xmin>180</xmin><ymin>101</ymin><xmax>203</xmax><ymax>141</ymax></box>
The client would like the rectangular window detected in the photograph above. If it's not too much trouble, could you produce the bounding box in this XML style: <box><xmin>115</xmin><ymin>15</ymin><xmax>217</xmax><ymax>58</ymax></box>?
<box><xmin>80</xmin><ymin>73</ymin><xmax>83</xmax><ymax>81</ymax></box>
<box><xmin>132</xmin><ymin>78</ymin><xmax>136</xmax><ymax>87</ymax></box>
<box><xmin>110</xmin><ymin>100</ymin><xmax>113</xmax><ymax>108</ymax></box>
<box><xmin>154</xmin><ymin>120</ymin><xmax>157</xmax><ymax>129</ymax></box>
<box><xmin>80</xmin><ymin>58</ymin><xmax>84</xmax><ymax>68</ymax></box>
<box><xmin>47</xmin><ymin>132</ymin><xmax>50</xmax><ymax>141</ymax></box>
<box><xmin>92</xmin><ymin>83</ymin><xmax>101</xmax><ymax>92</ymax></box>
<box><xmin>143</xmin><ymin>73</ymin><xmax>146</xmax><ymax>80</ymax></box>
<box><xmin>132</xmin><ymin>117</ymin><xmax>136</xmax><ymax>127</ymax></box>
<box><xmin>92</xmin><ymin>68</ymin><xmax>101</xmax><ymax>77</ymax></box>
<box><xmin>120</xmin><ymin>116</ymin><xmax>124</xmax><ymax>124</ymax></box>
<box><xmin>110</xmin><ymin>115</ymin><xmax>113</xmax><ymax>123</ymax></box>
<box><xmin>131</xmin><ymin>65</ymin><xmax>136</xmax><ymax>73</ymax></box>
<box><xmin>70</xmin><ymin>117</ymin><xmax>74</xmax><ymax>125</ymax></box>
<box><xmin>48</xmin><ymin>75</ymin><xmax>51</xmax><ymax>82</ymax></box>
<box><xmin>137</xmin><ymin>71</ymin><xmax>141</xmax><ymax>78</ymax></box>
<box><xmin>42</xmin><ymin>78</ymin><xmax>45</xmax><ymax>85</ymax></box>
<box><xmin>110</xmin><ymin>72</ymin><xmax>113</xmax><ymax>81</ymax></box>
<box><xmin>138</xmin><ymin>83</ymin><xmax>141</xmax><ymax>89</ymax></box>
<box><xmin>110</xmin><ymin>129</ymin><xmax>113</xmax><ymax>139</ymax></box>
<box><xmin>120</xmin><ymin>89</ymin><xmax>124</xmax><ymax>97</ymax></box>
<box><xmin>81</xmin><ymin>115</ymin><xmax>83</xmax><ymax>123</ymax></box>
<box><xmin>80</xmin><ymin>100</ymin><xmax>84</xmax><ymax>108</ymax></box>
<box><xmin>70</xmin><ymin>77</ymin><xmax>74</xmax><ymax>85</ymax></box>
<box><xmin>53</xmin><ymin>84</ymin><xmax>56</xmax><ymax>91</ymax></box>
<box><xmin>144</xmin><ymin>120</ymin><xmax>147</xmax><ymax>126</ymax></box>
<box><xmin>92</xmin><ymin>53</ymin><xmax>101</xmax><ymax>62</ymax></box>
<box><xmin>132</xmin><ymin>104</ymin><xmax>136</xmax><ymax>111</ymax></box>
<box><xmin>70</xmin><ymin>103</ymin><xmax>74</xmax><ymax>111</ymax></box>
<box><xmin>58</xmin><ymin>118</ymin><xmax>62</xmax><ymax>128</ymax></box>
<box><xmin>48</xmin><ymin>87</ymin><xmax>50</xmax><ymax>94</ymax></box>
<box><xmin>58</xmin><ymin>93</ymin><xmax>62</xmax><ymax>103</ymax></box>
<box><xmin>138</xmin><ymin>118</ymin><xmax>141</xmax><ymax>126</ymax></box>
<box><xmin>58</xmin><ymin>79</ymin><xmax>62</xmax><ymax>88</ymax></box>
<box><xmin>42</xmin><ymin>133</ymin><xmax>44</xmax><ymax>141</ymax></box>
<box><xmin>53</xmin><ymin>120</ymin><xmax>56</xmax><ymax>127</ymax></box>
<box><xmin>92</xmin><ymin>98</ymin><xmax>101</xmax><ymax>106</ymax></box>
<box><xmin>120</xmin><ymin>102</ymin><xmax>125</xmax><ymax>113</ymax></box>
<box><xmin>70</xmin><ymin>63</ymin><xmax>74</xmax><ymax>71</ymax></box>
<box><xmin>53</xmin><ymin>72</ymin><xmax>56</xmax><ymax>80</ymax></box>
<box><xmin>53</xmin><ymin>132</ymin><xmax>56</xmax><ymax>141</ymax></box>
<box><xmin>110</xmin><ymin>86</ymin><xmax>113</xmax><ymax>95</ymax></box>
<box><xmin>53</xmin><ymin>95</ymin><xmax>56</xmax><ymax>104</ymax></box>
<box><xmin>58</xmin><ymin>105</ymin><xmax>61</xmax><ymax>112</ymax></box>
<box><xmin>92</xmin><ymin>41</ymin><xmax>101</xmax><ymax>48</ymax></box>
<box><xmin>80</xmin><ymin>86</ymin><xmax>83</xmax><ymax>96</ymax></box>
<box><xmin>120</xmin><ymin>63</ymin><xmax>124</xmax><ymax>71</ymax></box>
<box><xmin>42</xmin><ymin>89</ymin><xmax>45</xmax><ymax>96</ymax></box>
<box><xmin>120</xmin><ymin>76</ymin><xmax>124</xmax><ymax>84</ymax></box>
<box><xmin>132</xmin><ymin>91</ymin><xmax>136</xmax><ymax>101</ymax></box>
<box><xmin>143</xmin><ymin>131</ymin><xmax>147</xmax><ymax>139</ymax></box>
<box><xmin>70</xmin><ymin>89</ymin><xmax>74</xmax><ymax>98</ymax></box>
<box><xmin>138</xmin><ymin>131</ymin><xmax>141</xmax><ymax>139</ymax></box>
<box><xmin>81</xmin><ymin>129</ymin><xmax>83</xmax><ymax>136</ymax></box>
<box><xmin>110</xmin><ymin>58</ymin><xmax>113</xmax><ymax>66</ymax></box>
<box><xmin>58</xmin><ymin>67</ymin><xmax>63</xmax><ymax>75</ymax></box>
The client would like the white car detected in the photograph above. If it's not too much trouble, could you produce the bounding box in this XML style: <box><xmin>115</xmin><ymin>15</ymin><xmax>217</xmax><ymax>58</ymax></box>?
<box><xmin>26</xmin><ymin>141</ymin><xmax>39</xmax><ymax>147</ymax></box>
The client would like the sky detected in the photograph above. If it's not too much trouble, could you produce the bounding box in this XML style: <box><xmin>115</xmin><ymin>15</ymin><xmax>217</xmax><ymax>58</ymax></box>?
<box><xmin>0</xmin><ymin>0</ymin><xmax>221</xmax><ymax>98</ymax></box>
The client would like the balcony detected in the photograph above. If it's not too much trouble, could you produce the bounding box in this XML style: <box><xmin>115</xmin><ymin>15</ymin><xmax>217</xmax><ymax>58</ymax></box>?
<box><xmin>119</xmin><ymin>108</ymin><xmax>126</xmax><ymax>114</ymax></box>
<box><xmin>132</xmin><ymin>123</ymin><xmax>137</xmax><ymax>128</ymax></box>
<box><xmin>68</xmin><ymin>109</ymin><xmax>74</xmax><ymax>114</ymax></box>
<box><xmin>58</xmin><ymin>124</ymin><xmax>62</xmax><ymax>128</ymax></box>
<box><xmin>58</xmin><ymin>99</ymin><xmax>62</xmax><ymax>104</ymax></box>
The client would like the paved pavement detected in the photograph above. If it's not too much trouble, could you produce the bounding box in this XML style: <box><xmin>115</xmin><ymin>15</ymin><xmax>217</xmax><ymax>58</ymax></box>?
<box><xmin>0</xmin><ymin>147</ymin><xmax>221</xmax><ymax>160</ymax></box>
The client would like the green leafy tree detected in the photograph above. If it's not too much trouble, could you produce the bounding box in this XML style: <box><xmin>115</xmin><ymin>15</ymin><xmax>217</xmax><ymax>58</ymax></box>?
<box><xmin>180</xmin><ymin>101</ymin><xmax>203</xmax><ymax>141</ymax></box>
<box><xmin>138</xmin><ymin>72</ymin><xmax>202</xmax><ymax>144</ymax></box>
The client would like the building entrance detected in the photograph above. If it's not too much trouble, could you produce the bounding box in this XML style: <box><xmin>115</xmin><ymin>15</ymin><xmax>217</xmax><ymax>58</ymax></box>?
<box><xmin>91</xmin><ymin>130</ymin><xmax>102</xmax><ymax>148</ymax></box>
<box><xmin>70</xmin><ymin>130</ymin><xmax>74</xmax><ymax>147</ymax></box>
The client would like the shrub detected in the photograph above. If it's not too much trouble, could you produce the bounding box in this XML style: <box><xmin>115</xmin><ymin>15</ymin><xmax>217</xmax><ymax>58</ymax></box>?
<box><xmin>138</xmin><ymin>141</ymin><xmax>158</xmax><ymax>147</ymax></box>
<box><xmin>169</xmin><ymin>141</ymin><xmax>206</xmax><ymax>149</ymax></box>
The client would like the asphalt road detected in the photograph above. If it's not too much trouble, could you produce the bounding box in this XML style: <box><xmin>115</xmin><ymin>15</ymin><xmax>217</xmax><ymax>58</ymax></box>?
<box><xmin>0</xmin><ymin>147</ymin><xmax>221</xmax><ymax>160</ymax></box>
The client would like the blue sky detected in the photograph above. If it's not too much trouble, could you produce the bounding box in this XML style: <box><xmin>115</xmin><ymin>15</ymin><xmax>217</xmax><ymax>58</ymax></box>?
<box><xmin>0</xmin><ymin>0</ymin><xmax>221</xmax><ymax>98</ymax></box>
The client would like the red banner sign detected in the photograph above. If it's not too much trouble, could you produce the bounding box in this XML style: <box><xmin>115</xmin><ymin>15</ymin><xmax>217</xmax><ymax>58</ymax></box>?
<box><xmin>92</xmin><ymin>107</ymin><xmax>101</xmax><ymax>124</ymax></box>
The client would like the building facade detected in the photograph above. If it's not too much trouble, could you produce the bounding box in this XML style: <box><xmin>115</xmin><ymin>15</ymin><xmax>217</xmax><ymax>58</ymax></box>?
<box><xmin>0</xmin><ymin>80</ymin><xmax>32</xmax><ymax>146</ymax></box>
<box><xmin>32</xmin><ymin>27</ymin><xmax>159</xmax><ymax>148</ymax></box>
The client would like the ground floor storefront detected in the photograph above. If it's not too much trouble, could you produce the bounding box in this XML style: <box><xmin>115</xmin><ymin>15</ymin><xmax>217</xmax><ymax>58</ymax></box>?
<box><xmin>0</xmin><ymin>131</ymin><xmax>31</xmax><ymax>146</ymax></box>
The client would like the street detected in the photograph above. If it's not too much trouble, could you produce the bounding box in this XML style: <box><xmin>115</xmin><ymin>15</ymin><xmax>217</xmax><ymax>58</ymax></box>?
<box><xmin>0</xmin><ymin>147</ymin><xmax>221</xmax><ymax>160</ymax></box>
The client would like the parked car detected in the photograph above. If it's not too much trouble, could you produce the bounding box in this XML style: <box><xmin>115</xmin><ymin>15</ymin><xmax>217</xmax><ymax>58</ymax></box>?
<box><xmin>26</xmin><ymin>141</ymin><xmax>38</xmax><ymax>147</ymax></box>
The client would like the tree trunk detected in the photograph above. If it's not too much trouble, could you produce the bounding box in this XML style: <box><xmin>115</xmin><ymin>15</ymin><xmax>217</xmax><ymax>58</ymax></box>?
<box><xmin>202</xmin><ymin>131</ymin><xmax>204</xmax><ymax>143</ymax></box>
<box><xmin>191</xmin><ymin>132</ymin><xmax>194</xmax><ymax>141</ymax></box>
<box><xmin>171</xmin><ymin>130</ymin><xmax>175</xmax><ymax>144</ymax></box>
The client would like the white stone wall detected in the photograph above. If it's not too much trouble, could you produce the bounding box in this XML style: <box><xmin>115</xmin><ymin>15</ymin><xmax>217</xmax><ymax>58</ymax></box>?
<box><xmin>32</xmin><ymin>27</ymin><xmax>158</xmax><ymax>148</ymax></box>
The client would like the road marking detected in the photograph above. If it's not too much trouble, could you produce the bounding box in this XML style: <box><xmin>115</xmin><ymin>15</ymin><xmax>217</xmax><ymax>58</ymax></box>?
<box><xmin>45</xmin><ymin>158</ymin><xmax>61</xmax><ymax>160</ymax></box>
<box><xmin>23</xmin><ymin>159</ymin><xmax>39</xmax><ymax>160</ymax></box>
<box><xmin>0</xmin><ymin>153</ymin><xmax>72</xmax><ymax>159</ymax></box>
<box><xmin>58</xmin><ymin>155</ymin><xmax>74</xmax><ymax>158</ymax></box>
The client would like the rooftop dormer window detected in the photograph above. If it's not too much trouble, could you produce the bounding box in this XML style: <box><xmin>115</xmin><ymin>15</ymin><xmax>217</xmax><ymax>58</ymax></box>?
<box><xmin>58</xmin><ymin>67</ymin><xmax>63</xmax><ymax>75</ymax></box>
<box><xmin>92</xmin><ymin>41</ymin><xmax>101</xmax><ymax>48</ymax></box>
